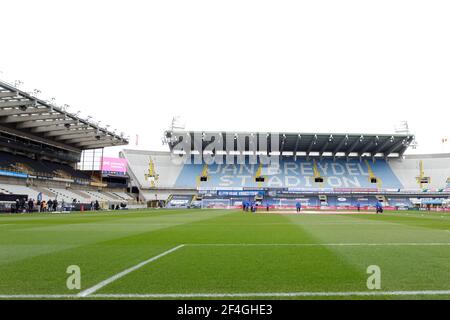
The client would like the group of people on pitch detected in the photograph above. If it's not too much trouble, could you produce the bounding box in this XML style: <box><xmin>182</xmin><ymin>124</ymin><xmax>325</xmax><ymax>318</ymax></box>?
<box><xmin>242</xmin><ymin>200</ymin><xmax>258</xmax><ymax>213</ymax></box>
<box><xmin>241</xmin><ymin>200</ymin><xmax>384</xmax><ymax>214</ymax></box>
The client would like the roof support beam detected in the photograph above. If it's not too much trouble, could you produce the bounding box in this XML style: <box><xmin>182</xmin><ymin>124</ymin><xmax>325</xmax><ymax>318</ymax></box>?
<box><xmin>306</xmin><ymin>134</ymin><xmax>318</xmax><ymax>161</ymax></box>
<box><xmin>65</xmin><ymin>136</ymin><xmax>105</xmax><ymax>144</ymax></box>
<box><xmin>32</xmin><ymin>123</ymin><xmax>85</xmax><ymax>133</ymax></box>
<box><xmin>346</xmin><ymin>135</ymin><xmax>364</xmax><ymax>160</ymax></box>
<box><xmin>319</xmin><ymin>135</ymin><xmax>334</xmax><ymax>160</ymax></box>
<box><xmin>280</xmin><ymin>134</ymin><xmax>286</xmax><ymax>155</ymax></box>
<box><xmin>372</xmin><ymin>136</ymin><xmax>394</xmax><ymax>160</ymax></box>
<box><xmin>0</xmin><ymin>80</ymin><xmax>128</xmax><ymax>148</ymax></box>
<box><xmin>358</xmin><ymin>136</ymin><xmax>379</xmax><ymax>161</ymax></box>
<box><xmin>0</xmin><ymin>123</ymin><xmax>81</xmax><ymax>153</ymax></box>
<box><xmin>0</xmin><ymin>107</ymin><xmax>49</xmax><ymax>117</ymax></box>
<box><xmin>398</xmin><ymin>139</ymin><xmax>412</xmax><ymax>158</ymax></box>
<box><xmin>293</xmin><ymin>134</ymin><xmax>301</xmax><ymax>160</ymax></box>
<box><xmin>0</xmin><ymin>91</ymin><xmax>19</xmax><ymax>98</ymax></box>
<box><xmin>45</xmin><ymin>127</ymin><xmax>91</xmax><ymax>137</ymax></box>
<box><xmin>0</xmin><ymin>100</ymin><xmax>35</xmax><ymax>108</ymax></box>
<box><xmin>384</xmin><ymin>139</ymin><xmax>406</xmax><ymax>159</ymax></box>
<box><xmin>332</xmin><ymin>135</ymin><xmax>348</xmax><ymax>160</ymax></box>
<box><xmin>76</xmin><ymin>139</ymin><xmax>119</xmax><ymax>148</ymax></box>
<box><xmin>18</xmin><ymin>119</ymin><xmax>75</xmax><ymax>129</ymax></box>
<box><xmin>3</xmin><ymin>113</ymin><xmax>62</xmax><ymax>124</ymax></box>
<box><xmin>54</xmin><ymin>131</ymin><xmax>97</xmax><ymax>140</ymax></box>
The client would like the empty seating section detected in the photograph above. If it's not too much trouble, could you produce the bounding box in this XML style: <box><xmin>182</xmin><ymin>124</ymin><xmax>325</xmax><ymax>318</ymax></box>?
<box><xmin>0</xmin><ymin>150</ymin><xmax>137</xmax><ymax>207</ymax></box>
<box><xmin>41</xmin><ymin>160</ymin><xmax>90</xmax><ymax>180</ymax></box>
<box><xmin>174</xmin><ymin>159</ymin><xmax>403</xmax><ymax>189</ymax></box>
<box><xmin>0</xmin><ymin>151</ymin><xmax>89</xmax><ymax>180</ymax></box>
<box><xmin>0</xmin><ymin>151</ymin><xmax>49</xmax><ymax>174</ymax></box>
<box><xmin>48</xmin><ymin>188</ymin><xmax>91</xmax><ymax>202</ymax></box>
<box><xmin>124</xmin><ymin>150</ymin><xmax>450</xmax><ymax>191</ymax></box>
<box><xmin>85</xmin><ymin>190</ymin><xmax>111</xmax><ymax>202</ymax></box>
<box><xmin>0</xmin><ymin>184</ymin><xmax>51</xmax><ymax>201</ymax></box>
<box><xmin>121</xmin><ymin>150</ymin><xmax>184</xmax><ymax>189</ymax></box>
<box><xmin>111</xmin><ymin>191</ymin><xmax>134</xmax><ymax>200</ymax></box>
<box><xmin>0</xmin><ymin>183</ymin><xmax>133</xmax><ymax>203</ymax></box>
<box><xmin>389</xmin><ymin>156</ymin><xmax>450</xmax><ymax>189</ymax></box>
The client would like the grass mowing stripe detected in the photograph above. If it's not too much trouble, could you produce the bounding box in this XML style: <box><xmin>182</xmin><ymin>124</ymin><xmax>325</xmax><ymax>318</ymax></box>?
<box><xmin>186</xmin><ymin>243</ymin><xmax>450</xmax><ymax>246</ymax></box>
<box><xmin>77</xmin><ymin>244</ymin><xmax>185</xmax><ymax>297</ymax></box>
<box><xmin>97</xmin><ymin>214</ymin><xmax>368</xmax><ymax>295</ymax></box>
<box><xmin>1</xmin><ymin>210</ymin><xmax>448</xmax><ymax>298</ymax></box>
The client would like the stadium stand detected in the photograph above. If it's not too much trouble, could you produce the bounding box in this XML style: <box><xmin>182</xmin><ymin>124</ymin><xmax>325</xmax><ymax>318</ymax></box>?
<box><xmin>123</xmin><ymin>130</ymin><xmax>450</xmax><ymax>210</ymax></box>
<box><xmin>0</xmin><ymin>151</ymin><xmax>90</xmax><ymax>181</ymax></box>
<box><xmin>0</xmin><ymin>79</ymin><xmax>135</xmax><ymax>212</ymax></box>
<box><xmin>170</xmin><ymin>158</ymin><xmax>403</xmax><ymax>189</ymax></box>
<box><xmin>389</xmin><ymin>153</ymin><xmax>450</xmax><ymax>189</ymax></box>
<box><xmin>0</xmin><ymin>183</ymin><xmax>49</xmax><ymax>201</ymax></box>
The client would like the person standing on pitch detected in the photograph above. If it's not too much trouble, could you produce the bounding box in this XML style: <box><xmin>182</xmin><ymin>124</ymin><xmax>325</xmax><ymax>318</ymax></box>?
<box><xmin>296</xmin><ymin>201</ymin><xmax>302</xmax><ymax>213</ymax></box>
<box><xmin>375</xmin><ymin>201</ymin><xmax>383</xmax><ymax>214</ymax></box>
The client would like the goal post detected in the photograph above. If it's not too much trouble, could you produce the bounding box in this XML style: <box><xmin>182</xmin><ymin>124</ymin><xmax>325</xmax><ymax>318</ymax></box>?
<box><xmin>201</xmin><ymin>198</ymin><xmax>232</xmax><ymax>209</ymax></box>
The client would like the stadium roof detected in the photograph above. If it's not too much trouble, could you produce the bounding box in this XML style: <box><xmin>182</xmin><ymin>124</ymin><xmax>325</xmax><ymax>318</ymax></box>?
<box><xmin>164</xmin><ymin>130</ymin><xmax>415</xmax><ymax>160</ymax></box>
<box><xmin>0</xmin><ymin>79</ymin><xmax>128</xmax><ymax>152</ymax></box>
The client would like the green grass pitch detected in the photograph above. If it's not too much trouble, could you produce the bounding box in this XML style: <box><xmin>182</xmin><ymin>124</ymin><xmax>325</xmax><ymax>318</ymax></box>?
<box><xmin>0</xmin><ymin>209</ymin><xmax>449</xmax><ymax>299</ymax></box>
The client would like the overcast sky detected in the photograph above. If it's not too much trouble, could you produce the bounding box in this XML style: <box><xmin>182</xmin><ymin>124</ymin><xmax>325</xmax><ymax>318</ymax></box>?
<box><xmin>1</xmin><ymin>0</ymin><xmax>449</xmax><ymax>157</ymax></box>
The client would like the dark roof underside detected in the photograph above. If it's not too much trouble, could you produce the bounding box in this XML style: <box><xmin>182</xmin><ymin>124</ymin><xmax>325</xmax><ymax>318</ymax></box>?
<box><xmin>165</xmin><ymin>131</ymin><xmax>415</xmax><ymax>160</ymax></box>
<box><xmin>0</xmin><ymin>80</ymin><xmax>128</xmax><ymax>153</ymax></box>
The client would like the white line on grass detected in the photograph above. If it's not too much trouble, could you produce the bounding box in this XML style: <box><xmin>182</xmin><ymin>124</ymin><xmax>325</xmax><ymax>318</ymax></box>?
<box><xmin>0</xmin><ymin>294</ymin><xmax>75</xmax><ymax>299</ymax></box>
<box><xmin>77</xmin><ymin>244</ymin><xmax>185</xmax><ymax>297</ymax></box>
<box><xmin>186</xmin><ymin>243</ymin><xmax>450</xmax><ymax>247</ymax></box>
<box><xmin>90</xmin><ymin>290</ymin><xmax>450</xmax><ymax>298</ymax></box>
<box><xmin>2</xmin><ymin>290</ymin><xmax>450</xmax><ymax>299</ymax></box>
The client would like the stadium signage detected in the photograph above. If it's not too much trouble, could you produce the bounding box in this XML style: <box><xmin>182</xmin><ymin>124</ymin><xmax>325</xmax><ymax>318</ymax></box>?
<box><xmin>0</xmin><ymin>170</ymin><xmax>28</xmax><ymax>178</ymax></box>
<box><xmin>101</xmin><ymin>157</ymin><xmax>127</xmax><ymax>173</ymax></box>
<box><xmin>53</xmin><ymin>177</ymin><xmax>74</xmax><ymax>183</ymax></box>
<box><xmin>180</xmin><ymin>160</ymin><xmax>397</xmax><ymax>189</ymax></box>
<box><xmin>170</xmin><ymin>132</ymin><xmax>280</xmax><ymax>165</ymax></box>
<box><xmin>217</xmin><ymin>190</ymin><xmax>263</xmax><ymax>196</ymax></box>
<box><xmin>28</xmin><ymin>175</ymin><xmax>52</xmax><ymax>180</ymax></box>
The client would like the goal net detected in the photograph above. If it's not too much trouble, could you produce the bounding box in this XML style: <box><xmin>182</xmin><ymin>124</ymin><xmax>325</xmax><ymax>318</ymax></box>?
<box><xmin>273</xmin><ymin>199</ymin><xmax>309</xmax><ymax>210</ymax></box>
<box><xmin>201</xmin><ymin>198</ymin><xmax>232</xmax><ymax>209</ymax></box>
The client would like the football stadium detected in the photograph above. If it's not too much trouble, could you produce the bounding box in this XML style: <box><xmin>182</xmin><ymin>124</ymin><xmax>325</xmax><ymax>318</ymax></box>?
<box><xmin>0</xmin><ymin>79</ymin><xmax>449</xmax><ymax>300</ymax></box>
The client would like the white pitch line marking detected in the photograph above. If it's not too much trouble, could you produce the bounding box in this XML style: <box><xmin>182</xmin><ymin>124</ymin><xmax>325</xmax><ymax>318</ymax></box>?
<box><xmin>0</xmin><ymin>294</ymin><xmax>75</xmax><ymax>299</ymax></box>
<box><xmin>186</xmin><ymin>243</ymin><xmax>450</xmax><ymax>247</ymax></box>
<box><xmin>77</xmin><ymin>244</ymin><xmax>185</xmax><ymax>297</ymax></box>
<box><xmin>90</xmin><ymin>290</ymin><xmax>450</xmax><ymax>298</ymax></box>
<box><xmin>2</xmin><ymin>290</ymin><xmax>450</xmax><ymax>299</ymax></box>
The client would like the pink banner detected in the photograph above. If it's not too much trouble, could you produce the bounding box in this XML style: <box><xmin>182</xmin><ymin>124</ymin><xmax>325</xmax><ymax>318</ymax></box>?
<box><xmin>101</xmin><ymin>157</ymin><xmax>127</xmax><ymax>173</ymax></box>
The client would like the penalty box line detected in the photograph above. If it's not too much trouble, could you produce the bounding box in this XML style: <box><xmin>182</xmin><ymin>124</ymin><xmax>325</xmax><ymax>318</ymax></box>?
<box><xmin>77</xmin><ymin>244</ymin><xmax>185</xmax><ymax>297</ymax></box>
